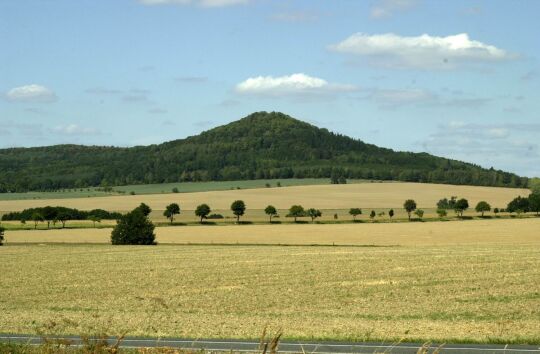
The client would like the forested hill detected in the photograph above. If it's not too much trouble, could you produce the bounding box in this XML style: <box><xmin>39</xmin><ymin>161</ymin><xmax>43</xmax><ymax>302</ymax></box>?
<box><xmin>0</xmin><ymin>111</ymin><xmax>528</xmax><ymax>192</ymax></box>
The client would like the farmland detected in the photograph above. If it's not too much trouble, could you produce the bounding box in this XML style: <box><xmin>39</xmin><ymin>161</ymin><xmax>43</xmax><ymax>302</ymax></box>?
<box><xmin>0</xmin><ymin>182</ymin><xmax>529</xmax><ymax>218</ymax></box>
<box><xmin>1</xmin><ymin>240</ymin><xmax>539</xmax><ymax>343</ymax></box>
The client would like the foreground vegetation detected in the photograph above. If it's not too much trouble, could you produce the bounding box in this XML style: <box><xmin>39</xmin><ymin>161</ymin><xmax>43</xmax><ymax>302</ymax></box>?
<box><xmin>1</xmin><ymin>241</ymin><xmax>539</xmax><ymax>344</ymax></box>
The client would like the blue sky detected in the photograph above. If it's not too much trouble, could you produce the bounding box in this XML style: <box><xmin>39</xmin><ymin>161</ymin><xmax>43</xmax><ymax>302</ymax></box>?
<box><xmin>1</xmin><ymin>0</ymin><xmax>539</xmax><ymax>177</ymax></box>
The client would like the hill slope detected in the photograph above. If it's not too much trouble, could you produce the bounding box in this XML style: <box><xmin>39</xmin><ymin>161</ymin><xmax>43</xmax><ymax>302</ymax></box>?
<box><xmin>0</xmin><ymin>112</ymin><xmax>528</xmax><ymax>192</ymax></box>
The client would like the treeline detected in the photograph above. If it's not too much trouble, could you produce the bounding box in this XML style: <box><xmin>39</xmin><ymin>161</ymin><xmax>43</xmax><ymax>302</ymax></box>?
<box><xmin>0</xmin><ymin>112</ymin><xmax>528</xmax><ymax>192</ymax></box>
<box><xmin>1</xmin><ymin>206</ymin><xmax>121</xmax><ymax>228</ymax></box>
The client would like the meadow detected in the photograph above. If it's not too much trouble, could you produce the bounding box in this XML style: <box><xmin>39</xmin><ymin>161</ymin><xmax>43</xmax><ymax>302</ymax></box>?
<box><xmin>1</xmin><ymin>240</ymin><xmax>539</xmax><ymax>344</ymax></box>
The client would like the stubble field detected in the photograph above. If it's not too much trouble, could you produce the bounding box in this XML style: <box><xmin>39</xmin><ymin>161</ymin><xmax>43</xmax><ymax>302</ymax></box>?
<box><xmin>1</xmin><ymin>242</ymin><xmax>539</xmax><ymax>344</ymax></box>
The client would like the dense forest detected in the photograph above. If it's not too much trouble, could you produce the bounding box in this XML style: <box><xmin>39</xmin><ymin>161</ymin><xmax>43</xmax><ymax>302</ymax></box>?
<box><xmin>0</xmin><ymin>112</ymin><xmax>529</xmax><ymax>192</ymax></box>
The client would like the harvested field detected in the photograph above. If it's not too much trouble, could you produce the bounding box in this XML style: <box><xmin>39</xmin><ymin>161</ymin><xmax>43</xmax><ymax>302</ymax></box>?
<box><xmin>1</xmin><ymin>242</ymin><xmax>539</xmax><ymax>343</ymax></box>
<box><xmin>0</xmin><ymin>183</ymin><xmax>528</xmax><ymax>215</ymax></box>
<box><xmin>5</xmin><ymin>218</ymin><xmax>540</xmax><ymax>246</ymax></box>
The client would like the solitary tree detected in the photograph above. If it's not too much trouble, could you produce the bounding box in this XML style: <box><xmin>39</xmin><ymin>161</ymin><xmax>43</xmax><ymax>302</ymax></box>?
<box><xmin>370</xmin><ymin>210</ymin><xmax>376</xmax><ymax>219</ymax></box>
<box><xmin>493</xmin><ymin>208</ymin><xmax>500</xmax><ymax>215</ymax></box>
<box><xmin>264</xmin><ymin>205</ymin><xmax>277</xmax><ymax>222</ymax></box>
<box><xmin>163</xmin><ymin>203</ymin><xmax>181</xmax><ymax>224</ymax></box>
<box><xmin>31</xmin><ymin>212</ymin><xmax>44</xmax><ymax>229</ymax></box>
<box><xmin>349</xmin><ymin>208</ymin><xmax>362</xmax><ymax>221</ymax></box>
<box><xmin>172</xmin><ymin>187</ymin><xmax>179</xmax><ymax>193</ymax></box>
<box><xmin>230</xmin><ymin>200</ymin><xmax>246</xmax><ymax>223</ymax></box>
<box><xmin>307</xmin><ymin>208</ymin><xmax>322</xmax><ymax>222</ymax></box>
<box><xmin>289</xmin><ymin>205</ymin><xmax>305</xmax><ymax>222</ymax></box>
<box><xmin>454</xmin><ymin>198</ymin><xmax>469</xmax><ymax>217</ymax></box>
<box><xmin>195</xmin><ymin>204</ymin><xmax>211</xmax><ymax>223</ymax></box>
<box><xmin>414</xmin><ymin>209</ymin><xmax>425</xmax><ymax>219</ymax></box>
<box><xmin>111</xmin><ymin>208</ymin><xmax>156</xmax><ymax>245</ymax></box>
<box><xmin>475</xmin><ymin>201</ymin><xmax>491</xmax><ymax>217</ymax></box>
<box><xmin>388</xmin><ymin>209</ymin><xmax>394</xmax><ymax>219</ymax></box>
<box><xmin>403</xmin><ymin>199</ymin><xmax>417</xmax><ymax>221</ymax></box>
<box><xmin>0</xmin><ymin>226</ymin><xmax>4</xmax><ymax>246</ymax></box>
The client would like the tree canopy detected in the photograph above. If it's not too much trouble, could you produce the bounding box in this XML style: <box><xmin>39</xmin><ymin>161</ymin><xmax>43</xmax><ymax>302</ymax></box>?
<box><xmin>111</xmin><ymin>207</ymin><xmax>156</xmax><ymax>245</ymax></box>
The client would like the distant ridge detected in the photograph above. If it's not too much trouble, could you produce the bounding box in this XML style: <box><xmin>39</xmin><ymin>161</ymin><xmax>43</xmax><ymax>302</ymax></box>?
<box><xmin>0</xmin><ymin>111</ymin><xmax>528</xmax><ymax>192</ymax></box>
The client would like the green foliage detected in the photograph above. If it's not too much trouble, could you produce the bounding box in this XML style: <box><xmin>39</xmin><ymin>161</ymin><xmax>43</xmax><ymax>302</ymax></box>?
<box><xmin>0</xmin><ymin>112</ymin><xmax>527</xmax><ymax>192</ymax></box>
<box><xmin>507</xmin><ymin>196</ymin><xmax>530</xmax><ymax>214</ymax></box>
<box><xmin>163</xmin><ymin>203</ymin><xmax>181</xmax><ymax>224</ymax></box>
<box><xmin>195</xmin><ymin>204</ymin><xmax>211</xmax><ymax>223</ymax></box>
<box><xmin>437</xmin><ymin>196</ymin><xmax>457</xmax><ymax>210</ymax></box>
<box><xmin>136</xmin><ymin>203</ymin><xmax>152</xmax><ymax>217</ymax></box>
<box><xmin>0</xmin><ymin>226</ymin><xmax>4</xmax><ymax>246</ymax></box>
<box><xmin>110</xmin><ymin>208</ymin><xmax>156</xmax><ymax>245</ymax></box>
<box><xmin>414</xmin><ymin>209</ymin><xmax>425</xmax><ymax>219</ymax></box>
<box><xmin>530</xmin><ymin>177</ymin><xmax>540</xmax><ymax>194</ymax></box>
<box><xmin>89</xmin><ymin>215</ymin><xmax>101</xmax><ymax>228</ymax></box>
<box><xmin>230</xmin><ymin>200</ymin><xmax>246</xmax><ymax>222</ymax></box>
<box><xmin>529</xmin><ymin>193</ymin><xmax>540</xmax><ymax>215</ymax></box>
<box><xmin>2</xmin><ymin>207</ymin><xmax>120</xmax><ymax>224</ymax></box>
<box><xmin>370</xmin><ymin>210</ymin><xmax>376</xmax><ymax>219</ymax></box>
<box><xmin>388</xmin><ymin>209</ymin><xmax>394</xmax><ymax>218</ymax></box>
<box><xmin>288</xmin><ymin>205</ymin><xmax>305</xmax><ymax>222</ymax></box>
<box><xmin>172</xmin><ymin>187</ymin><xmax>179</xmax><ymax>193</ymax></box>
<box><xmin>31</xmin><ymin>212</ymin><xmax>44</xmax><ymax>229</ymax></box>
<box><xmin>436</xmin><ymin>209</ymin><xmax>448</xmax><ymax>218</ymax></box>
<box><xmin>454</xmin><ymin>198</ymin><xmax>469</xmax><ymax>217</ymax></box>
<box><xmin>264</xmin><ymin>205</ymin><xmax>278</xmax><ymax>222</ymax></box>
<box><xmin>349</xmin><ymin>208</ymin><xmax>362</xmax><ymax>220</ymax></box>
<box><xmin>475</xmin><ymin>201</ymin><xmax>491</xmax><ymax>216</ymax></box>
<box><xmin>403</xmin><ymin>199</ymin><xmax>417</xmax><ymax>220</ymax></box>
<box><xmin>306</xmin><ymin>208</ymin><xmax>322</xmax><ymax>222</ymax></box>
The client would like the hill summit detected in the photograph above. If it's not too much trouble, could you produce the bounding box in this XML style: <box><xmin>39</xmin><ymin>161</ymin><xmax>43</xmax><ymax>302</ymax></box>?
<box><xmin>0</xmin><ymin>111</ymin><xmax>528</xmax><ymax>192</ymax></box>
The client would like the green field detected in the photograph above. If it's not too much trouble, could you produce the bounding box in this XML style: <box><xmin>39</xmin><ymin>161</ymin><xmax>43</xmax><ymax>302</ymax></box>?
<box><xmin>0</xmin><ymin>179</ymin><xmax>362</xmax><ymax>201</ymax></box>
<box><xmin>1</xmin><ymin>243</ymin><xmax>539</xmax><ymax>344</ymax></box>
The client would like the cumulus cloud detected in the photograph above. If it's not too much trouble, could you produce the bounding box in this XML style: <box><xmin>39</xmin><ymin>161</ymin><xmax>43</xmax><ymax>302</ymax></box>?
<box><xmin>330</xmin><ymin>33</ymin><xmax>514</xmax><ymax>69</ymax></box>
<box><xmin>370</xmin><ymin>0</ymin><xmax>419</xmax><ymax>19</ymax></box>
<box><xmin>235</xmin><ymin>73</ymin><xmax>356</xmax><ymax>97</ymax></box>
<box><xmin>138</xmin><ymin>0</ymin><xmax>248</xmax><ymax>7</ymax></box>
<box><xmin>5</xmin><ymin>84</ymin><xmax>57</xmax><ymax>102</ymax></box>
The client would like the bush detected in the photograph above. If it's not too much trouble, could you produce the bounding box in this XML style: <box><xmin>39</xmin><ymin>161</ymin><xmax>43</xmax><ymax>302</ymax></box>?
<box><xmin>207</xmin><ymin>213</ymin><xmax>224</xmax><ymax>219</ymax></box>
<box><xmin>111</xmin><ymin>208</ymin><xmax>156</xmax><ymax>245</ymax></box>
<box><xmin>172</xmin><ymin>187</ymin><xmax>179</xmax><ymax>193</ymax></box>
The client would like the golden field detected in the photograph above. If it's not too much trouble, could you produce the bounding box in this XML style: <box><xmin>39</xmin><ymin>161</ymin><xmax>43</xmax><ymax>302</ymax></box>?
<box><xmin>0</xmin><ymin>182</ymin><xmax>529</xmax><ymax>214</ymax></box>
<box><xmin>1</xmin><ymin>242</ymin><xmax>539</xmax><ymax>343</ymax></box>
<box><xmin>5</xmin><ymin>218</ymin><xmax>540</xmax><ymax>246</ymax></box>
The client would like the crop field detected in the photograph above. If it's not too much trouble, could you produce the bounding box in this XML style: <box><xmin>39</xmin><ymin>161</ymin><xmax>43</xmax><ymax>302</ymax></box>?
<box><xmin>0</xmin><ymin>179</ymin><xmax>344</xmax><ymax>201</ymax></box>
<box><xmin>5</xmin><ymin>218</ymin><xmax>540</xmax><ymax>246</ymax></box>
<box><xmin>0</xmin><ymin>182</ymin><xmax>528</xmax><ymax>216</ymax></box>
<box><xmin>1</xmin><ymin>239</ymin><xmax>539</xmax><ymax>344</ymax></box>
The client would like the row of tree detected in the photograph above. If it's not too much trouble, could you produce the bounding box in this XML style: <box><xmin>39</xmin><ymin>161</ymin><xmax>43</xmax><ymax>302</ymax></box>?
<box><xmin>1</xmin><ymin>207</ymin><xmax>122</xmax><ymax>229</ymax></box>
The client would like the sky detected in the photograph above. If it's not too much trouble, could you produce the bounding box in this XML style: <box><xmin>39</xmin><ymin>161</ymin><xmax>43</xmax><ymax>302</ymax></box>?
<box><xmin>0</xmin><ymin>0</ymin><xmax>539</xmax><ymax>177</ymax></box>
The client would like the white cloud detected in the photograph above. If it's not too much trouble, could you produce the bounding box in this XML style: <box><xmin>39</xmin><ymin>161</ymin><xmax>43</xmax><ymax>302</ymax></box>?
<box><xmin>5</xmin><ymin>84</ymin><xmax>57</xmax><ymax>102</ymax></box>
<box><xmin>51</xmin><ymin>124</ymin><xmax>100</xmax><ymax>136</ymax></box>
<box><xmin>138</xmin><ymin>0</ymin><xmax>248</xmax><ymax>7</ymax></box>
<box><xmin>235</xmin><ymin>73</ymin><xmax>356</xmax><ymax>97</ymax></box>
<box><xmin>330</xmin><ymin>33</ymin><xmax>514</xmax><ymax>69</ymax></box>
<box><xmin>370</xmin><ymin>0</ymin><xmax>418</xmax><ymax>19</ymax></box>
